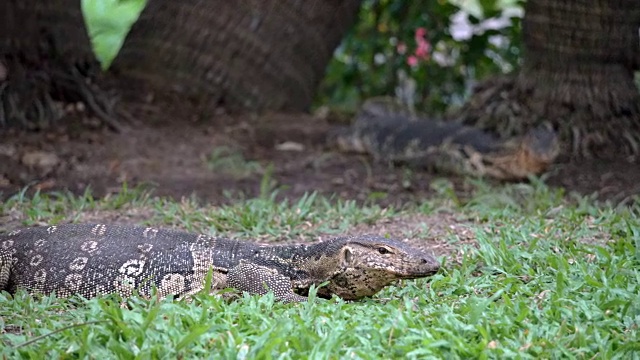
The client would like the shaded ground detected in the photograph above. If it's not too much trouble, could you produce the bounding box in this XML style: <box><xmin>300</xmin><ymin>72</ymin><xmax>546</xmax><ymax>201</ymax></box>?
<box><xmin>1</xmin><ymin>101</ymin><xmax>639</xmax><ymax>207</ymax></box>
<box><xmin>0</xmin><ymin>101</ymin><xmax>621</xmax><ymax>266</ymax></box>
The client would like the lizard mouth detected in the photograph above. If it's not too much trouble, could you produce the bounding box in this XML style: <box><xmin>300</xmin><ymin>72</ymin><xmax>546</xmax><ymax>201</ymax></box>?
<box><xmin>399</xmin><ymin>272</ymin><xmax>437</xmax><ymax>279</ymax></box>
<box><xmin>396</xmin><ymin>262</ymin><xmax>441</xmax><ymax>279</ymax></box>
<box><xmin>393</xmin><ymin>268</ymin><xmax>440</xmax><ymax>279</ymax></box>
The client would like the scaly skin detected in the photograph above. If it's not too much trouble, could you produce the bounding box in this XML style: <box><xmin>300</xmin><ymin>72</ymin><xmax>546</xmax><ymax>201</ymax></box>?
<box><xmin>0</xmin><ymin>224</ymin><xmax>440</xmax><ymax>302</ymax></box>
<box><xmin>328</xmin><ymin>97</ymin><xmax>559</xmax><ymax>180</ymax></box>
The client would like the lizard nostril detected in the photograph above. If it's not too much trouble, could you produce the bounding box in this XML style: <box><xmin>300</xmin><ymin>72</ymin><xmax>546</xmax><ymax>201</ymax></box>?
<box><xmin>421</xmin><ymin>258</ymin><xmax>428</xmax><ymax>264</ymax></box>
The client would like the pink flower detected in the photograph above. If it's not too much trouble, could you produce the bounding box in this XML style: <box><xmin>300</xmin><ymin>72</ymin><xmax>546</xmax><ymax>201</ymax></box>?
<box><xmin>396</xmin><ymin>42</ymin><xmax>407</xmax><ymax>55</ymax></box>
<box><xmin>415</xmin><ymin>40</ymin><xmax>431</xmax><ymax>59</ymax></box>
<box><xmin>407</xmin><ymin>56</ymin><xmax>419</xmax><ymax>67</ymax></box>
<box><xmin>415</xmin><ymin>27</ymin><xmax>427</xmax><ymax>39</ymax></box>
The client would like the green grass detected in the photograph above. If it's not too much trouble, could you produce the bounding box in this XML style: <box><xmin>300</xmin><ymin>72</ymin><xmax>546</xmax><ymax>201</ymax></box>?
<box><xmin>1</xmin><ymin>182</ymin><xmax>639</xmax><ymax>358</ymax></box>
<box><xmin>204</xmin><ymin>146</ymin><xmax>264</xmax><ymax>179</ymax></box>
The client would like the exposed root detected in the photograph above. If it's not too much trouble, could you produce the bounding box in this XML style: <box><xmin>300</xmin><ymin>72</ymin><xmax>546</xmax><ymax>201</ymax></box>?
<box><xmin>566</xmin><ymin>122</ymin><xmax>640</xmax><ymax>159</ymax></box>
<box><xmin>0</xmin><ymin>67</ymin><xmax>64</xmax><ymax>128</ymax></box>
<box><xmin>455</xmin><ymin>73</ymin><xmax>640</xmax><ymax>159</ymax></box>
<box><xmin>56</xmin><ymin>67</ymin><xmax>123</xmax><ymax>132</ymax></box>
<box><xmin>0</xmin><ymin>59</ymin><xmax>123</xmax><ymax>132</ymax></box>
<box><xmin>453</xmin><ymin>76</ymin><xmax>532</xmax><ymax>138</ymax></box>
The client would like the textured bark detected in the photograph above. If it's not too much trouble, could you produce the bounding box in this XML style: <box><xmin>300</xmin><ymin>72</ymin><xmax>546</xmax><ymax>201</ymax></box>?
<box><xmin>112</xmin><ymin>0</ymin><xmax>363</xmax><ymax>113</ymax></box>
<box><xmin>1</xmin><ymin>0</ymin><xmax>106</xmax><ymax>129</ymax></box>
<box><xmin>1</xmin><ymin>0</ymin><xmax>94</xmax><ymax>63</ymax></box>
<box><xmin>457</xmin><ymin>0</ymin><xmax>640</xmax><ymax>157</ymax></box>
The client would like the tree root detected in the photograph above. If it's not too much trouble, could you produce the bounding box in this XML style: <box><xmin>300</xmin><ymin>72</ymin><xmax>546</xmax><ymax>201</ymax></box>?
<box><xmin>455</xmin><ymin>75</ymin><xmax>640</xmax><ymax>159</ymax></box>
<box><xmin>0</xmin><ymin>59</ymin><xmax>123</xmax><ymax>132</ymax></box>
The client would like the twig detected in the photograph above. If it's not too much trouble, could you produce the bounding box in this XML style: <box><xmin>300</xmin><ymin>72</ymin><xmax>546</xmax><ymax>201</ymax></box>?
<box><xmin>13</xmin><ymin>320</ymin><xmax>105</xmax><ymax>349</ymax></box>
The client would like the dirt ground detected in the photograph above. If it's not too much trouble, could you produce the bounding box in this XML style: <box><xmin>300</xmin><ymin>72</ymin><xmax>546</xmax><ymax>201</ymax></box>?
<box><xmin>1</xmin><ymin>101</ymin><xmax>639</xmax><ymax>208</ymax></box>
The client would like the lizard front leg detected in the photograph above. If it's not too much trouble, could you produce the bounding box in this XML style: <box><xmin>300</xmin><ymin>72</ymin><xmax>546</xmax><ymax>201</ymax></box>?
<box><xmin>0</xmin><ymin>251</ymin><xmax>10</xmax><ymax>291</ymax></box>
<box><xmin>226</xmin><ymin>260</ymin><xmax>307</xmax><ymax>303</ymax></box>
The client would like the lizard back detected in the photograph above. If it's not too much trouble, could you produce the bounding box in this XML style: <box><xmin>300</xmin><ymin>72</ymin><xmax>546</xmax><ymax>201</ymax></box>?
<box><xmin>0</xmin><ymin>223</ymin><xmax>251</xmax><ymax>298</ymax></box>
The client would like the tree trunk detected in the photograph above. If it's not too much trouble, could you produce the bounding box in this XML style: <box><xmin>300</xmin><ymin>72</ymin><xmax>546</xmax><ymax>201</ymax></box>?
<box><xmin>1</xmin><ymin>1</ymin><xmax>95</xmax><ymax>64</ymax></box>
<box><xmin>111</xmin><ymin>0</ymin><xmax>362</xmax><ymax>113</ymax></box>
<box><xmin>0</xmin><ymin>0</ymin><xmax>111</xmax><ymax>129</ymax></box>
<box><xmin>457</xmin><ymin>0</ymin><xmax>640</xmax><ymax>158</ymax></box>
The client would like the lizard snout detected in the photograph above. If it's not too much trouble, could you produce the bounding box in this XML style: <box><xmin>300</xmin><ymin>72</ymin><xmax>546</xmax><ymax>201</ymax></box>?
<box><xmin>419</xmin><ymin>256</ymin><xmax>441</xmax><ymax>275</ymax></box>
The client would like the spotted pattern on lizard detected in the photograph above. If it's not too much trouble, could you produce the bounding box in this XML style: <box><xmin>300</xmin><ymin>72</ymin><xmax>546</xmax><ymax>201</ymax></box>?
<box><xmin>328</xmin><ymin>97</ymin><xmax>560</xmax><ymax>181</ymax></box>
<box><xmin>0</xmin><ymin>223</ymin><xmax>441</xmax><ymax>302</ymax></box>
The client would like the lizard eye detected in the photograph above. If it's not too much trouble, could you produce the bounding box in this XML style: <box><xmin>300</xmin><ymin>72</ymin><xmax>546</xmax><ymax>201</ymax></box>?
<box><xmin>377</xmin><ymin>247</ymin><xmax>391</xmax><ymax>254</ymax></box>
<box><xmin>342</xmin><ymin>247</ymin><xmax>353</xmax><ymax>265</ymax></box>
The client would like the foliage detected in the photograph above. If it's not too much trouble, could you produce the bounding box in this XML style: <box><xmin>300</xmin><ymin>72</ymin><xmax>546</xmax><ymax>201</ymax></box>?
<box><xmin>81</xmin><ymin>0</ymin><xmax>523</xmax><ymax>114</ymax></box>
<box><xmin>316</xmin><ymin>0</ymin><xmax>525</xmax><ymax>115</ymax></box>
<box><xmin>1</xmin><ymin>182</ymin><xmax>639</xmax><ymax>358</ymax></box>
<box><xmin>81</xmin><ymin>0</ymin><xmax>147</xmax><ymax>69</ymax></box>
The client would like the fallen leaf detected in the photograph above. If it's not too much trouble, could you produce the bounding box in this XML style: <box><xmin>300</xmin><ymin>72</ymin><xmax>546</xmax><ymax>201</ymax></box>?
<box><xmin>276</xmin><ymin>141</ymin><xmax>305</xmax><ymax>152</ymax></box>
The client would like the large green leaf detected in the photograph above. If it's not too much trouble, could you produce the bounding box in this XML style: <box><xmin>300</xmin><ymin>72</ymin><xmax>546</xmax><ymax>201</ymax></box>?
<box><xmin>82</xmin><ymin>0</ymin><xmax>147</xmax><ymax>69</ymax></box>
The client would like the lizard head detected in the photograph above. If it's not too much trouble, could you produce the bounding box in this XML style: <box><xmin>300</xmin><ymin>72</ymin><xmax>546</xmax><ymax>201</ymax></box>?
<box><xmin>317</xmin><ymin>235</ymin><xmax>441</xmax><ymax>300</ymax></box>
<box><xmin>521</xmin><ymin>124</ymin><xmax>561</xmax><ymax>165</ymax></box>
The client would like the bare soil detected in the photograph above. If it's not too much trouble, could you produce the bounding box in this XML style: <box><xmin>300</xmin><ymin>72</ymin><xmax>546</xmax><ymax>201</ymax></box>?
<box><xmin>0</xmin><ymin>100</ymin><xmax>624</xmax><ymax>262</ymax></box>
<box><xmin>1</xmin><ymin>101</ymin><xmax>638</xmax><ymax>208</ymax></box>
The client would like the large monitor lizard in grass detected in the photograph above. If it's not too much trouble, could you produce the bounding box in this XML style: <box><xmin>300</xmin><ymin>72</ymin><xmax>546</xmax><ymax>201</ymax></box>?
<box><xmin>328</xmin><ymin>97</ymin><xmax>560</xmax><ymax>181</ymax></box>
<box><xmin>0</xmin><ymin>224</ymin><xmax>441</xmax><ymax>302</ymax></box>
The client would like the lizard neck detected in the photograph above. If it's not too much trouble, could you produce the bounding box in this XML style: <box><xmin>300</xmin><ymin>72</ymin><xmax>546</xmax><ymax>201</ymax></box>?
<box><xmin>260</xmin><ymin>240</ymin><xmax>345</xmax><ymax>282</ymax></box>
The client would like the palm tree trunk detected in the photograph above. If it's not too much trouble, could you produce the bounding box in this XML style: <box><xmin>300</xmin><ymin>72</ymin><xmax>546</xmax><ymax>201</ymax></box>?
<box><xmin>457</xmin><ymin>0</ymin><xmax>640</xmax><ymax>157</ymax></box>
<box><xmin>1</xmin><ymin>0</ymin><xmax>112</xmax><ymax>129</ymax></box>
<box><xmin>111</xmin><ymin>0</ymin><xmax>362</xmax><ymax>114</ymax></box>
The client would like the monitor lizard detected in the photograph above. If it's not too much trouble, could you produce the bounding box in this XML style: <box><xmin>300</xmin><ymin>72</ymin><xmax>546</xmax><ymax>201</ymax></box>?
<box><xmin>0</xmin><ymin>223</ymin><xmax>441</xmax><ymax>302</ymax></box>
<box><xmin>328</xmin><ymin>97</ymin><xmax>560</xmax><ymax>181</ymax></box>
